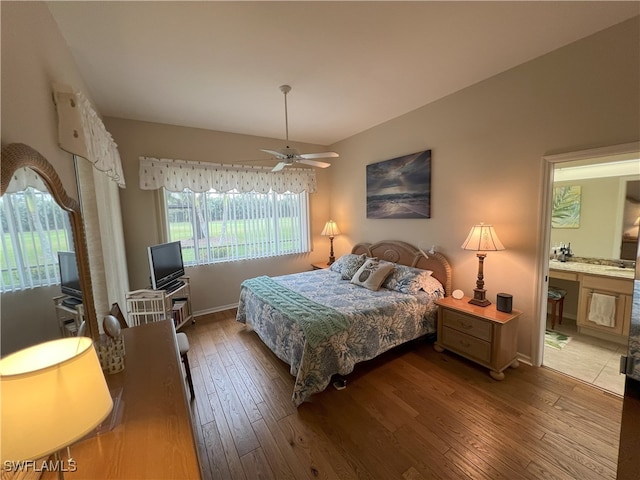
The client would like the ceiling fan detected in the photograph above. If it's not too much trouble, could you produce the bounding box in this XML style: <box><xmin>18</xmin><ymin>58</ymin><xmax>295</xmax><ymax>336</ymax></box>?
<box><xmin>261</xmin><ymin>85</ymin><xmax>339</xmax><ymax>172</ymax></box>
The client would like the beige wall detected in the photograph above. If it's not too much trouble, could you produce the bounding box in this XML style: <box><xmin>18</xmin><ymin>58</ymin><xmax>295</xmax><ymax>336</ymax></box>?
<box><xmin>1</xmin><ymin>2</ymin><xmax>94</xmax><ymax>354</ymax></box>
<box><xmin>329</xmin><ymin>17</ymin><xmax>639</xmax><ymax>360</ymax></box>
<box><xmin>102</xmin><ymin>118</ymin><xmax>332</xmax><ymax>314</ymax></box>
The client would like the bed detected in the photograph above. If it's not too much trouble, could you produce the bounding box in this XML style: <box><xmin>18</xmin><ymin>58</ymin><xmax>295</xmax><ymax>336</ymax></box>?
<box><xmin>236</xmin><ymin>240</ymin><xmax>452</xmax><ymax>406</ymax></box>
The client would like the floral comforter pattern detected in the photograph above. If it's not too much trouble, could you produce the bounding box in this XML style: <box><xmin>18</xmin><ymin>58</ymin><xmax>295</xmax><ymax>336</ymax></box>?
<box><xmin>236</xmin><ymin>268</ymin><xmax>444</xmax><ymax>406</ymax></box>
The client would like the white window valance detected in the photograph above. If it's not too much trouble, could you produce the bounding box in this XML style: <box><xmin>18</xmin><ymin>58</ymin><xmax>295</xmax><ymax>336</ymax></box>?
<box><xmin>53</xmin><ymin>83</ymin><xmax>125</xmax><ymax>188</ymax></box>
<box><xmin>139</xmin><ymin>157</ymin><xmax>317</xmax><ymax>194</ymax></box>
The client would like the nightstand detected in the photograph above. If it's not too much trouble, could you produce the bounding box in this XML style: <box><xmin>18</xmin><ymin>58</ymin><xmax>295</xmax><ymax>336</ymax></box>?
<box><xmin>311</xmin><ymin>262</ymin><xmax>330</xmax><ymax>270</ymax></box>
<box><xmin>435</xmin><ymin>296</ymin><xmax>521</xmax><ymax>380</ymax></box>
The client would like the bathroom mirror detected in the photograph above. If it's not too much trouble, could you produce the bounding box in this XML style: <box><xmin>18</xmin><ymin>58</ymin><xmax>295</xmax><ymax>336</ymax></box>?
<box><xmin>1</xmin><ymin>143</ymin><xmax>98</xmax><ymax>340</ymax></box>
<box><xmin>621</xmin><ymin>179</ymin><xmax>640</xmax><ymax>260</ymax></box>
<box><xmin>552</xmin><ymin>158</ymin><xmax>640</xmax><ymax>261</ymax></box>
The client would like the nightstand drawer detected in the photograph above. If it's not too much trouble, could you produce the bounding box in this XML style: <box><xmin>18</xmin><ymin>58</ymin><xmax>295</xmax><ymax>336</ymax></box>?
<box><xmin>441</xmin><ymin>309</ymin><xmax>492</xmax><ymax>341</ymax></box>
<box><xmin>441</xmin><ymin>327</ymin><xmax>492</xmax><ymax>363</ymax></box>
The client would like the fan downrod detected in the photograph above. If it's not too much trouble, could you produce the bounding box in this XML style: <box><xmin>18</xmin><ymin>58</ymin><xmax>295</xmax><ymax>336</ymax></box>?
<box><xmin>279</xmin><ymin>85</ymin><xmax>292</xmax><ymax>143</ymax></box>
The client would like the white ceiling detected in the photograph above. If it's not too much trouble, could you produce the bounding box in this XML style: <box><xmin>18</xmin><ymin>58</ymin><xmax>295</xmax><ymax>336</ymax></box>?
<box><xmin>47</xmin><ymin>1</ymin><xmax>639</xmax><ymax>146</ymax></box>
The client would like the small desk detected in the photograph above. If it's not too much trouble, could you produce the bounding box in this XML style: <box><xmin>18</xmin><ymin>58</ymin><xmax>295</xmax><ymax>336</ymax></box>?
<box><xmin>43</xmin><ymin>320</ymin><xmax>202</xmax><ymax>479</ymax></box>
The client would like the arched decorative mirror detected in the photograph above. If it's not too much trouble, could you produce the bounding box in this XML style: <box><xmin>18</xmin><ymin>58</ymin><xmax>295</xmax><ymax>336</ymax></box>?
<box><xmin>1</xmin><ymin>143</ymin><xmax>98</xmax><ymax>340</ymax></box>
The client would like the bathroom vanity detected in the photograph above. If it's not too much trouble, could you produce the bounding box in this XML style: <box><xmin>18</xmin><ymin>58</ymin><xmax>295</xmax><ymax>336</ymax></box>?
<box><xmin>549</xmin><ymin>260</ymin><xmax>634</xmax><ymax>344</ymax></box>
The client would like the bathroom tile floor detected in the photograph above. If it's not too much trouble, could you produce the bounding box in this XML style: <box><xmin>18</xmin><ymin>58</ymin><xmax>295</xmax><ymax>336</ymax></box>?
<box><xmin>543</xmin><ymin>316</ymin><xmax>626</xmax><ymax>396</ymax></box>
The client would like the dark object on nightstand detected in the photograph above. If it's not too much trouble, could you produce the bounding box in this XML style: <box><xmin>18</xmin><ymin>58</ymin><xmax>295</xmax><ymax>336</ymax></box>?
<box><xmin>496</xmin><ymin>293</ymin><xmax>513</xmax><ymax>313</ymax></box>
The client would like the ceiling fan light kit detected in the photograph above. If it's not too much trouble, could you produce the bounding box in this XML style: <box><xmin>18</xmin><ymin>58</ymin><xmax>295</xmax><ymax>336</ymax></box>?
<box><xmin>262</xmin><ymin>85</ymin><xmax>339</xmax><ymax>172</ymax></box>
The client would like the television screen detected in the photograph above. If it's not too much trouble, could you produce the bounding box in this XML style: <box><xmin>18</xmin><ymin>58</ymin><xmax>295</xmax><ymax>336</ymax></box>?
<box><xmin>58</xmin><ymin>251</ymin><xmax>82</xmax><ymax>303</ymax></box>
<box><xmin>148</xmin><ymin>241</ymin><xmax>185</xmax><ymax>290</ymax></box>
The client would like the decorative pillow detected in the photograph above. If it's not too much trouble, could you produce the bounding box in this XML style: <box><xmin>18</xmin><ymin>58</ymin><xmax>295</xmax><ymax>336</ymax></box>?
<box><xmin>339</xmin><ymin>253</ymin><xmax>368</xmax><ymax>280</ymax></box>
<box><xmin>382</xmin><ymin>264</ymin><xmax>434</xmax><ymax>294</ymax></box>
<box><xmin>329</xmin><ymin>253</ymin><xmax>368</xmax><ymax>279</ymax></box>
<box><xmin>350</xmin><ymin>258</ymin><xmax>395</xmax><ymax>291</ymax></box>
<box><xmin>330</xmin><ymin>254</ymin><xmax>355</xmax><ymax>275</ymax></box>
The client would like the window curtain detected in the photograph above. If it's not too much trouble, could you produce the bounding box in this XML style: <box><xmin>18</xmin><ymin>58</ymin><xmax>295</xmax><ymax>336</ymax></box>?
<box><xmin>139</xmin><ymin>156</ymin><xmax>317</xmax><ymax>194</ymax></box>
<box><xmin>53</xmin><ymin>84</ymin><xmax>129</xmax><ymax>324</ymax></box>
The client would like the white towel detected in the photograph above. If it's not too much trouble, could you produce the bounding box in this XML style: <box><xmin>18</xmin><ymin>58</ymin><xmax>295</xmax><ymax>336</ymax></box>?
<box><xmin>588</xmin><ymin>293</ymin><xmax>616</xmax><ymax>327</ymax></box>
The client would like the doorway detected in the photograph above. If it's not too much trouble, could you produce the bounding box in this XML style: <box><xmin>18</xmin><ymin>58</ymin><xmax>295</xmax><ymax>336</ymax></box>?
<box><xmin>539</xmin><ymin>143</ymin><xmax>640</xmax><ymax>395</ymax></box>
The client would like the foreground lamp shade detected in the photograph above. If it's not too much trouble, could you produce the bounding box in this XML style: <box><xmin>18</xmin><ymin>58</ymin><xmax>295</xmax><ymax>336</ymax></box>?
<box><xmin>1</xmin><ymin>337</ymin><xmax>113</xmax><ymax>462</ymax></box>
<box><xmin>461</xmin><ymin>223</ymin><xmax>505</xmax><ymax>306</ymax></box>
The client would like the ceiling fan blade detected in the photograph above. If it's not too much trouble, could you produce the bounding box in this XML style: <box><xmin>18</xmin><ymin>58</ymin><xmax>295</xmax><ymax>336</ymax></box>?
<box><xmin>298</xmin><ymin>159</ymin><xmax>331</xmax><ymax>168</ymax></box>
<box><xmin>299</xmin><ymin>152</ymin><xmax>339</xmax><ymax>160</ymax></box>
<box><xmin>260</xmin><ymin>149</ymin><xmax>285</xmax><ymax>159</ymax></box>
<box><xmin>272</xmin><ymin>162</ymin><xmax>288</xmax><ymax>172</ymax></box>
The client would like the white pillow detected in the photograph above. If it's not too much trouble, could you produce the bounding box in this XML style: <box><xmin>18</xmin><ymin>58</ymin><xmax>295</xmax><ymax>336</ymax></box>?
<box><xmin>350</xmin><ymin>259</ymin><xmax>395</xmax><ymax>291</ymax></box>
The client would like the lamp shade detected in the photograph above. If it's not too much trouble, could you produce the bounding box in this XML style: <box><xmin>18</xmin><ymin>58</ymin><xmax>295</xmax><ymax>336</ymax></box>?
<box><xmin>461</xmin><ymin>223</ymin><xmax>505</xmax><ymax>252</ymax></box>
<box><xmin>1</xmin><ymin>337</ymin><xmax>113</xmax><ymax>462</ymax></box>
<box><xmin>321</xmin><ymin>220</ymin><xmax>340</xmax><ymax>237</ymax></box>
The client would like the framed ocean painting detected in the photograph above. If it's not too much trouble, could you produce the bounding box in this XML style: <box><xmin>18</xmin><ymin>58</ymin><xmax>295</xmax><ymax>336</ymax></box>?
<box><xmin>366</xmin><ymin>150</ymin><xmax>431</xmax><ymax>219</ymax></box>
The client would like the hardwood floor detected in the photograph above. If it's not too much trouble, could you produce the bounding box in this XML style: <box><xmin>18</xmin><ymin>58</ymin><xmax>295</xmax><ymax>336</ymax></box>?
<box><xmin>181</xmin><ymin>310</ymin><xmax>623</xmax><ymax>480</ymax></box>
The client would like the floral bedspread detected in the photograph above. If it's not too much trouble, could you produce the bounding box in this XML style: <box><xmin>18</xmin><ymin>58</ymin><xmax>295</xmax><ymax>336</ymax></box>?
<box><xmin>236</xmin><ymin>268</ymin><xmax>444</xmax><ymax>406</ymax></box>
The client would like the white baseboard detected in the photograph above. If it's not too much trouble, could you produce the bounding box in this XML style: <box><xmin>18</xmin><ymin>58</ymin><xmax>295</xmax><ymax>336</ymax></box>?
<box><xmin>516</xmin><ymin>353</ymin><xmax>532</xmax><ymax>366</ymax></box>
<box><xmin>193</xmin><ymin>303</ymin><xmax>238</xmax><ymax>318</ymax></box>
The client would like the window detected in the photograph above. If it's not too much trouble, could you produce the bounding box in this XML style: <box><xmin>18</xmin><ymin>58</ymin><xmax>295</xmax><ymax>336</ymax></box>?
<box><xmin>164</xmin><ymin>188</ymin><xmax>310</xmax><ymax>265</ymax></box>
<box><xmin>0</xmin><ymin>188</ymin><xmax>73</xmax><ymax>292</ymax></box>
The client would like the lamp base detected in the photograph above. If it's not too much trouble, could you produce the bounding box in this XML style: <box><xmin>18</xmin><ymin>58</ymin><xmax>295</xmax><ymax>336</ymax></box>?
<box><xmin>327</xmin><ymin>236</ymin><xmax>336</xmax><ymax>266</ymax></box>
<box><xmin>469</xmin><ymin>288</ymin><xmax>491</xmax><ymax>307</ymax></box>
<box><xmin>468</xmin><ymin>297</ymin><xmax>491</xmax><ymax>307</ymax></box>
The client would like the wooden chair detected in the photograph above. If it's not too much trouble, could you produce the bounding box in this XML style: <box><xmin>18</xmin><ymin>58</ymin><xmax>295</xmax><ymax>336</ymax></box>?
<box><xmin>120</xmin><ymin>296</ymin><xmax>195</xmax><ymax>399</ymax></box>
<box><xmin>547</xmin><ymin>287</ymin><xmax>567</xmax><ymax>329</ymax></box>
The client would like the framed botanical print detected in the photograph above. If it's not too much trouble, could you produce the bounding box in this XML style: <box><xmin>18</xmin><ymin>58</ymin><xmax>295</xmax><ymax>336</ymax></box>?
<box><xmin>552</xmin><ymin>185</ymin><xmax>581</xmax><ymax>228</ymax></box>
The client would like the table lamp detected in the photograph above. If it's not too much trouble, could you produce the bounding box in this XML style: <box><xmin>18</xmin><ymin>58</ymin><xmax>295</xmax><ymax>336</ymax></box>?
<box><xmin>321</xmin><ymin>220</ymin><xmax>341</xmax><ymax>265</ymax></box>
<box><xmin>461</xmin><ymin>223</ymin><xmax>505</xmax><ymax>306</ymax></box>
<box><xmin>1</xmin><ymin>336</ymin><xmax>113</xmax><ymax>478</ymax></box>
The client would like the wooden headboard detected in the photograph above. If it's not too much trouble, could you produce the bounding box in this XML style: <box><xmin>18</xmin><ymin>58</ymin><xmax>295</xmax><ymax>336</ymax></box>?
<box><xmin>351</xmin><ymin>240</ymin><xmax>452</xmax><ymax>297</ymax></box>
